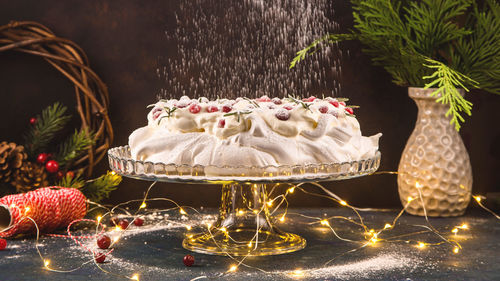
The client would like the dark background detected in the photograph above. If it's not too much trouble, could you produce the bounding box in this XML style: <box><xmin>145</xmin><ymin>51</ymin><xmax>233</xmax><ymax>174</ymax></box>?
<box><xmin>0</xmin><ymin>0</ymin><xmax>499</xmax><ymax>208</ymax></box>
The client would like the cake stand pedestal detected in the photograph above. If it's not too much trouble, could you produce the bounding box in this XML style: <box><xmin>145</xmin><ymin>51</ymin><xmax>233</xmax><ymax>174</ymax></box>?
<box><xmin>108</xmin><ymin>146</ymin><xmax>380</xmax><ymax>256</ymax></box>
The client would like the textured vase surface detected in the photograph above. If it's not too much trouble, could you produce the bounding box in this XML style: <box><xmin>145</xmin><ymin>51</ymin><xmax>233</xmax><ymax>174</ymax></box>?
<box><xmin>398</xmin><ymin>87</ymin><xmax>472</xmax><ymax>217</ymax></box>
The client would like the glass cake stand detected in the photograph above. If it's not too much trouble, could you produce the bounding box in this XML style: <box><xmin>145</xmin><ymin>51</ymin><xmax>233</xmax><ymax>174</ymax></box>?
<box><xmin>108</xmin><ymin>146</ymin><xmax>380</xmax><ymax>256</ymax></box>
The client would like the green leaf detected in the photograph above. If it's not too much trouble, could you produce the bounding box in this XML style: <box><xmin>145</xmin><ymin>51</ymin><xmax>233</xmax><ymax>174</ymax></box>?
<box><xmin>81</xmin><ymin>171</ymin><xmax>122</xmax><ymax>202</ymax></box>
<box><xmin>55</xmin><ymin>130</ymin><xmax>95</xmax><ymax>168</ymax></box>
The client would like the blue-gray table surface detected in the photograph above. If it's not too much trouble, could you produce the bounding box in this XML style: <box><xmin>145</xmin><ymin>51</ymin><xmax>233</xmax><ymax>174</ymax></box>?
<box><xmin>0</xmin><ymin>208</ymin><xmax>498</xmax><ymax>281</ymax></box>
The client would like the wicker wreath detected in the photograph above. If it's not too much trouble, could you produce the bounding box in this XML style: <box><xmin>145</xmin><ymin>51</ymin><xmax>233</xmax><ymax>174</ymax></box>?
<box><xmin>0</xmin><ymin>21</ymin><xmax>113</xmax><ymax>177</ymax></box>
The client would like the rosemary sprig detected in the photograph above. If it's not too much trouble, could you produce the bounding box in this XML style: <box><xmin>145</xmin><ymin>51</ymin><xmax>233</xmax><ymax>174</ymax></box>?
<box><xmin>157</xmin><ymin>106</ymin><xmax>177</xmax><ymax>125</ymax></box>
<box><xmin>223</xmin><ymin>110</ymin><xmax>252</xmax><ymax>122</ymax></box>
<box><xmin>243</xmin><ymin>97</ymin><xmax>260</xmax><ymax>108</ymax></box>
<box><xmin>286</xmin><ymin>95</ymin><xmax>312</xmax><ymax>112</ymax></box>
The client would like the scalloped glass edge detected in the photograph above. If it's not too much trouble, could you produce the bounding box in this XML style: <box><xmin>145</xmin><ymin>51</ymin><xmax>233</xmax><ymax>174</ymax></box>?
<box><xmin>108</xmin><ymin>146</ymin><xmax>381</xmax><ymax>183</ymax></box>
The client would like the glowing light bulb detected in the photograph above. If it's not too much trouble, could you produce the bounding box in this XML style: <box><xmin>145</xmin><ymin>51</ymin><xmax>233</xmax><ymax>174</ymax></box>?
<box><xmin>339</xmin><ymin>200</ymin><xmax>347</xmax><ymax>206</ymax></box>
<box><xmin>417</xmin><ymin>242</ymin><xmax>426</xmax><ymax>249</ymax></box>
<box><xmin>370</xmin><ymin>237</ymin><xmax>378</xmax><ymax>245</ymax></box>
<box><xmin>320</xmin><ymin>220</ymin><xmax>330</xmax><ymax>226</ymax></box>
<box><xmin>384</xmin><ymin>223</ymin><xmax>392</xmax><ymax>229</ymax></box>
<box><xmin>415</xmin><ymin>181</ymin><xmax>423</xmax><ymax>188</ymax></box>
<box><xmin>207</xmin><ymin>222</ymin><xmax>212</xmax><ymax>228</ymax></box>
<box><xmin>288</xmin><ymin>187</ymin><xmax>295</xmax><ymax>194</ymax></box>
<box><xmin>459</xmin><ymin>224</ymin><xmax>468</xmax><ymax>230</ymax></box>
<box><xmin>44</xmin><ymin>260</ymin><xmax>50</xmax><ymax>267</ymax></box>
<box><xmin>451</xmin><ymin>228</ymin><xmax>458</xmax><ymax>234</ymax></box>
<box><xmin>140</xmin><ymin>202</ymin><xmax>147</xmax><ymax>209</ymax></box>
<box><xmin>131</xmin><ymin>274</ymin><xmax>139</xmax><ymax>280</ymax></box>
<box><xmin>228</xmin><ymin>265</ymin><xmax>238</xmax><ymax>272</ymax></box>
<box><xmin>453</xmin><ymin>247</ymin><xmax>459</xmax><ymax>254</ymax></box>
<box><xmin>248</xmin><ymin>241</ymin><xmax>252</xmax><ymax>248</ymax></box>
<box><xmin>115</xmin><ymin>225</ymin><xmax>122</xmax><ymax>231</ymax></box>
<box><xmin>220</xmin><ymin>227</ymin><xmax>228</xmax><ymax>233</ymax></box>
<box><xmin>185</xmin><ymin>225</ymin><xmax>192</xmax><ymax>230</ymax></box>
<box><xmin>97</xmin><ymin>216</ymin><xmax>102</xmax><ymax>223</ymax></box>
<box><xmin>291</xmin><ymin>269</ymin><xmax>305</xmax><ymax>277</ymax></box>
<box><xmin>473</xmin><ymin>196</ymin><xmax>482</xmax><ymax>203</ymax></box>
<box><xmin>113</xmin><ymin>236</ymin><xmax>120</xmax><ymax>243</ymax></box>
<box><xmin>237</xmin><ymin>210</ymin><xmax>245</xmax><ymax>216</ymax></box>
<box><xmin>25</xmin><ymin>207</ymin><xmax>30</xmax><ymax>213</ymax></box>
<box><xmin>279</xmin><ymin>215</ymin><xmax>285</xmax><ymax>222</ymax></box>
<box><xmin>110</xmin><ymin>171</ymin><xmax>116</xmax><ymax>175</ymax></box>
<box><xmin>407</xmin><ymin>196</ymin><xmax>414</xmax><ymax>202</ymax></box>
<box><xmin>179</xmin><ymin>208</ymin><xmax>187</xmax><ymax>215</ymax></box>
<box><xmin>10</xmin><ymin>204</ymin><xmax>16</xmax><ymax>208</ymax></box>
<box><xmin>267</xmin><ymin>200</ymin><xmax>273</xmax><ymax>207</ymax></box>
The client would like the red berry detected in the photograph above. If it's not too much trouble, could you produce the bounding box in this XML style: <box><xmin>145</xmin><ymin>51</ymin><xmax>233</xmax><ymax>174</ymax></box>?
<box><xmin>45</xmin><ymin>160</ymin><xmax>59</xmax><ymax>173</ymax></box>
<box><xmin>97</xmin><ymin>235</ymin><xmax>111</xmax><ymax>249</ymax></box>
<box><xmin>94</xmin><ymin>253</ymin><xmax>106</xmax><ymax>263</ymax></box>
<box><xmin>66</xmin><ymin>171</ymin><xmax>75</xmax><ymax>179</ymax></box>
<box><xmin>56</xmin><ymin>171</ymin><xmax>65</xmax><ymax>180</ymax></box>
<box><xmin>302</xmin><ymin>96</ymin><xmax>316</xmax><ymax>102</ymax></box>
<box><xmin>206</xmin><ymin>105</ymin><xmax>218</xmax><ymax>113</ymax></box>
<box><xmin>329</xmin><ymin>101</ymin><xmax>339</xmax><ymax>108</ymax></box>
<box><xmin>283</xmin><ymin>105</ymin><xmax>293</xmax><ymax>111</ymax></box>
<box><xmin>183</xmin><ymin>254</ymin><xmax>195</xmax><ymax>267</ymax></box>
<box><xmin>275</xmin><ymin>109</ymin><xmax>290</xmax><ymax>121</ymax></box>
<box><xmin>119</xmin><ymin>219</ymin><xmax>129</xmax><ymax>229</ymax></box>
<box><xmin>345</xmin><ymin>107</ymin><xmax>354</xmax><ymax>115</ymax></box>
<box><xmin>36</xmin><ymin>153</ymin><xmax>49</xmax><ymax>164</ymax></box>
<box><xmin>319</xmin><ymin>106</ymin><xmax>329</xmax><ymax>114</ymax></box>
<box><xmin>339</xmin><ymin>101</ymin><xmax>346</xmax><ymax>107</ymax></box>
<box><xmin>222</xmin><ymin>105</ymin><xmax>232</xmax><ymax>113</ymax></box>
<box><xmin>29</xmin><ymin>117</ymin><xmax>37</xmax><ymax>125</ymax></box>
<box><xmin>0</xmin><ymin>238</ymin><xmax>6</xmax><ymax>250</ymax></box>
<box><xmin>188</xmin><ymin>104</ymin><xmax>201</xmax><ymax>114</ymax></box>
<box><xmin>256</xmin><ymin>96</ymin><xmax>271</xmax><ymax>102</ymax></box>
<box><xmin>272</xmin><ymin>98</ymin><xmax>282</xmax><ymax>105</ymax></box>
<box><xmin>218</xmin><ymin>119</ymin><xmax>226</xmax><ymax>128</ymax></box>
<box><xmin>133</xmin><ymin>217</ymin><xmax>144</xmax><ymax>226</ymax></box>
<box><xmin>152</xmin><ymin>108</ymin><xmax>163</xmax><ymax>120</ymax></box>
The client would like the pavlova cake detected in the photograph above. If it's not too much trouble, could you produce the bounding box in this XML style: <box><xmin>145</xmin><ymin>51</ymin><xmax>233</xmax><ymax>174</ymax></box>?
<box><xmin>128</xmin><ymin>95</ymin><xmax>381</xmax><ymax>171</ymax></box>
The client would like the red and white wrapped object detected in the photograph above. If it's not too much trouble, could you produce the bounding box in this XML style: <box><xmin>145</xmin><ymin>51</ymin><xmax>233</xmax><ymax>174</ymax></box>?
<box><xmin>0</xmin><ymin>187</ymin><xmax>87</xmax><ymax>238</ymax></box>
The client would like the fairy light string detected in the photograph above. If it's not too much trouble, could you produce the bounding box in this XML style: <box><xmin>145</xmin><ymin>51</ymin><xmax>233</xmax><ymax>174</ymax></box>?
<box><xmin>5</xmin><ymin>172</ymin><xmax>497</xmax><ymax>280</ymax></box>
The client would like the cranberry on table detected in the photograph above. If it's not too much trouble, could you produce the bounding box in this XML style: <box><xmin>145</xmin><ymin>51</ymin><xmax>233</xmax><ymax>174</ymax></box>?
<box><xmin>119</xmin><ymin>219</ymin><xmax>129</xmax><ymax>229</ymax></box>
<box><xmin>97</xmin><ymin>235</ymin><xmax>111</xmax><ymax>249</ymax></box>
<box><xmin>45</xmin><ymin>160</ymin><xmax>59</xmax><ymax>173</ymax></box>
<box><xmin>0</xmin><ymin>238</ymin><xmax>7</xmax><ymax>250</ymax></box>
<box><xmin>133</xmin><ymin>217</ymin><xmax>144</xmax><ymax>226</ymax></box>
<box><xmin>183</xmin><ymin>254</ymin><xmax>195</xmax><ymax>267</ymax></box>
<box><xmin>36</xmin><ymin>153</ymin><xmax>49</xmax><ymax>164</ymax></box>
<box><xmin>94</xmin><ymin>253</ymin><xmax>106</xmax><ymax>263</ymax></box>
<box><xmin>189</xmin><ymin>104</ymin><xmax>201</xmax><ymax>114</ymax></box>
<box><xmin>222</xmin><ymin>105</ymin><xmax>232</xmax><ymax>113</ymax></box>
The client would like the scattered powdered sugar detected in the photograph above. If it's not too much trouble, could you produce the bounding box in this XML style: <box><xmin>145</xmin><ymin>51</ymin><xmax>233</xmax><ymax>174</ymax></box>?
<box><xmin>282</xmin><ymin>253</ymin><xmax>421</xmax><ymax>280</ymax></box>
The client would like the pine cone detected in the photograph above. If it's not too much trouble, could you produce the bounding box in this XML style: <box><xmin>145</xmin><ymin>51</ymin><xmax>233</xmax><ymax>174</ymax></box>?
<box><xmin>11</xmin><ymin>162</ymin><xmax>49</xmax><ymax>193</ymax></box>
<box><xmin>0</xmin><ymin>141</ymin><xmax>28</xmax><ymax>183</ymax></box>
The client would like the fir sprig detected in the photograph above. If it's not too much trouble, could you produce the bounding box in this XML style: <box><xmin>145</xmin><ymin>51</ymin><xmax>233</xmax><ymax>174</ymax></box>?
<box><xmin>80</xmin><ymin>171</ymin><xmax>122</xmax><ymax>202</ymax></box>
<box><xmin>55</xmin><ymin>130</ymin><xmax>95</xmax><ymax>167</ymax></box>
<box><xmin>423</xmin><ymin>58</ymin><xmax>478</xmax><ymax>131</ymax></box>
<box><xmin>24</xmin><ymin>102</ymin><xmax>71</xmax><ymax>156</ymax></box>
<box><xmin>57</xmin><ymin>173</ymin><xmax>85</xmax><ymax>189</ymax></box>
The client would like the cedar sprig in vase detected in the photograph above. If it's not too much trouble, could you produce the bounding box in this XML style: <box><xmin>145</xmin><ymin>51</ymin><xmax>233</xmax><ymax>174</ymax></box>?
<box><xmin>398</xmin><ymin>87</ymin><xmax>472</xmax><ymax>217</ymax></box>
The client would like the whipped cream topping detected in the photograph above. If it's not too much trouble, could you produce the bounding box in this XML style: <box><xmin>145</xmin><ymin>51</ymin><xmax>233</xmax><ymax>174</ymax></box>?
<box><xmin>129</xmin><ymin>96</ymin><xmax>381</xmax><ymax>168</ymax></box>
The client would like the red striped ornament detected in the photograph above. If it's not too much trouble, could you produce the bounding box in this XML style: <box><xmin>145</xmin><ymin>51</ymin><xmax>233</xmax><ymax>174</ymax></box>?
<box><xmin>0</xmin><ymin>187</ymin><xmax>87</xmax><ymax>238</ymax></box>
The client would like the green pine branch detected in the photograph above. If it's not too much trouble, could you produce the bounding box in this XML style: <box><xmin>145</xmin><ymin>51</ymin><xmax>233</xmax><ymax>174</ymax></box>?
<box><xmin>54</xmin><ymin>130</ymin><xmax>95</xmax><ymax>168</ymax></box>
<box><xmin>423</xmin><ymin>58</ymin><xmax>478</xmax><ymax>131</ymax></box>
<box><xmin>24</xmin><ymin>102</ymin><xmax>71</xmax><ymax>156</ymax></box>
<box><xmin>80</xmin><ymin>171</ymin><xmax>122</xmax><ymax>202</ymax></box>
<box><xmin>57</xmin><ymin>173</ymin><xmax>85</xmax><ymax>189</ymax></box>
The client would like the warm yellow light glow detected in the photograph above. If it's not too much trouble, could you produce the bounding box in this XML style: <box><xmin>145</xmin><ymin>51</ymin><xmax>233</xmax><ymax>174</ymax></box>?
<box><xmin>473</xmin><ymin>196</ymin><xmax>482</xmax><ymax>203</ymax></box>
<box><xmin>220</xmin><ymin>227</ymin><xmax>228</xmax><ymax>233</ymax></box>
<box><xmin>115</xmin><ymin>225</ymin><xmax>122</xmax><ymax>231</ymax></box>
<box><xmin>10</xmin><ymin>203</ymin><xmax>15</xmax><ymax>208</ymax></box>
<box><xmin>248</xmin><ymin>241</ymin><xmax>252</xmax><ymax>248</ymax></box>
<box><xmin>370</xmin><ymin>237</ymin><xmax>378</xmax><ymax>244</ymax></box>
<box><xmin>267</xmin><ymin>200</ymin><xmax>273</xmax><ymax>207</ymax></box>
<box><xmin>207</xmin><ymin>222</ymin><xmax>212</xmax><ymax>228</ymax></box>
<box><xmin>110</xmin><ymin>171</ymin><xmax>116</xmax><ymax>175</ymax></box>
<box><xmin>97</xmin><ymin>216</ymin><xmax>102</xmax><ymax>223</ymax></box>
<box><xmin>187</xmin><ymin>234</ymin><xmax>193</xmax><ymax>238</ymax></box>
<box><xmin>384</xmin><ymin>223</ymin><xmax>392</xmax><ymax>229</ymax></box>
<box><xmin>44</xmin><ymin>260</ymin><xmax>50</xmax><ymax>267</ymax></box>
<box><xmin>185</xmin><ymin>225</ymin><xmax>192</xmax><ymax>230</ymax></box>
<box><xmin>140</xmin><ymin>202</ymin><xmax>147</xmax><ymax>209</ymax></box>
<box><xmin>320</xmin><ymin>220</ymin><xmax>330</xmax><ymax>226</ymax></box>
<box><xmin>459</xmin><ymin>224</ymin><xmax>468</xmax><ymax>230</ymax></box>
<box><xmin>407</xmin><ymin>196</ymin><xmax>414</xmax><ymax>202</ymax></box>
<box><xmin>369</xmin><ymin>229</ymin><xmax>375</xmax><ymax>233</ymax></box>
<box><xmin>340</xmin><ymin>200</ymin><xmax>347</xmax><ymax>206</ymax></box>
<box><xmin>279</xmin><ymin>215</ymin><xmax>285</xmax><ymax>222</ymax></box>
<box><xmin>228</xmin><ymin>265</ymin><xmax>238</xmax><ymax>272</ymax></box>
<box><xmin>291</xmin><ymin>269</ymin><xmax>305</xmax><ymax>277</ymax></box>
<box><xmin>24</xmin><ymin>207</ymin><xmax>30</xmax><ymax>213</ymax></box>
<box><xmin>131</xmin><ymin>274</ymin><xmax>139</xmax><ymax>280</ymax></box>
<box><xmin>179</xmin><ymin>208</ymin><xmax>187</xmax><ymax>215</ymax></box>
<box><xmin>453</xmin><ymin>246</ymin><xmax>459</xmax><ymax>254</ymax></box>
<box><xmin>237</xmin><ymin>210</ymin><xmax>245</xmax><ymax>216</ymax></box>
<box><xmin>113</xmin><ymin>236</ymin><xmax>120</xmax><ymax>243</ymax></box>
<box><xmin>415</xmin><ymin>181</ymin><xmax>423</xmax><ymax>189</ymax></box>
<box><xmin>417</xmin><ymin>242</ymin><xmax>426</xmax><ymax>249</ymax></box>
<box><xmin>451</xmin><ymin>228</ymin><xmax>458</xmax><ymax>234</ymax></box>
<box><xmin>288</xmin><ymin>187</ymin><xmax>295</xmax><ymax>194</ymax></box>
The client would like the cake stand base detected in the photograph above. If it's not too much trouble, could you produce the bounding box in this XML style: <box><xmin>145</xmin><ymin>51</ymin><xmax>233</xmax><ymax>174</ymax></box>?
<box><xmin>182</xmin><ymin>183</ymin><xmax>306</xmax><ymax>256</ymax></box>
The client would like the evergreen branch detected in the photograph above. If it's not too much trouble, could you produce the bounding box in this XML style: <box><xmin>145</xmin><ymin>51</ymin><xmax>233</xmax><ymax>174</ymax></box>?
<box><xmin>423</xmin><ymin>58</ymin><xmax>478</xmax><ymax>131</ymax></box>
<box><xmin>55</xmin><ymin>130</ymin><xmax>95</xmax><ymax>168</ymax></box>
<box><xmin>57</xmin><ymin>173</ymin><xmax>85</xmax><ymax>189</ymax></box>
<box><xmin>80</xmin><ymin>171</ymin><xmax>122</xmax><ymax>202</ymax></box>
<box><xmin>24</xmin><ymin>102</ymin><xmax>71</xmax><ymax>156</ymax></box>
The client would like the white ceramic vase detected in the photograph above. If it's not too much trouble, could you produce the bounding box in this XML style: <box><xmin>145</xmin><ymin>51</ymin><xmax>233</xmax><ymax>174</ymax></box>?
<box><xmin>398</xmin><ymin>87</ymin><xmax>473</xmax><ymax>217</ymax></box>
